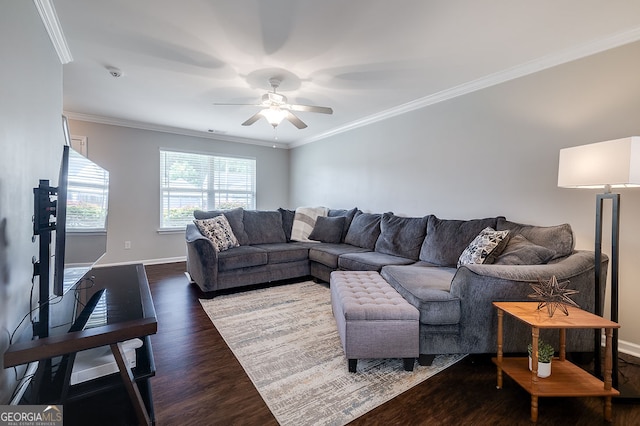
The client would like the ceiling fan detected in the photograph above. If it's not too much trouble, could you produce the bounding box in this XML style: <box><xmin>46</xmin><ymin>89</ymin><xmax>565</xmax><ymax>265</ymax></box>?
<box><xmin>214</xmin><ymin>78</ymin><xmax>333</xmax><ymax>129</ymax></box>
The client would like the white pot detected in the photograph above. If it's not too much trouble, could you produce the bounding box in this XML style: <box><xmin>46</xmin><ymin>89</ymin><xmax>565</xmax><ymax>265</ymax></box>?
<box><xmin>528</xmin><ymin>356</ymin><xmax>552</xmax><ymax>378</ymax></box>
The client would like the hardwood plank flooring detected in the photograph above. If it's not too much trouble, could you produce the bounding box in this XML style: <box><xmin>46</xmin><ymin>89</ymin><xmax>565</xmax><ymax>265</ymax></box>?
<box><xmin>87</xmin><ymin>262</ymin><xmax>640</xmax><ymax>425</ymax></box>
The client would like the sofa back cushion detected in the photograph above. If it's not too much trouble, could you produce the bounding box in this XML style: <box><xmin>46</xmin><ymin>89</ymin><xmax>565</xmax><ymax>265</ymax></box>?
<box><xmin>419</xmin><ymin>215</ymin><xmax>499</xmax><ymax>267</ymax></box>
<box><xmin>278</xmin><ymin>208</ymin><xmax>296</xmax><ymax>242</ymax></box>
<box><xmin>344</xmin><ymin>211</ymin><xmax>383</xmax><ymax>250</ymax></box>
<box><xmin>243</xmin><ymin>210</ymin><xmax>287</xmax><ymax>245</ymax></box>
<box><xmin>193</xmin><ymin>207</ymin><xmax>249</xmax><ymax>245</ymax></box>
<box><xmin>374</xmin><ymin>213</ymin><xmax>428</xmax><ymax>260</ymax></box>
<box><xmin>496</xmin><ymin>218</ymin><xmax>573</xmax><ymax>259</ymax></box>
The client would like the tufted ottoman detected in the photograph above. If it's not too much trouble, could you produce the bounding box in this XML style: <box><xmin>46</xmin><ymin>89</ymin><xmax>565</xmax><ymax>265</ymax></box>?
<box><xmin>330</xmin><ymin>270</ymin><xmax>419</xmax><ymax>372</ymax></box>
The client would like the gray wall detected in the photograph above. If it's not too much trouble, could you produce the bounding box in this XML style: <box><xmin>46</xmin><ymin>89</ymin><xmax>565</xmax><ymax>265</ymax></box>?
<box><xmin>66</xmin><ymin>121</ymin><xmax>290</xmax><ymax>265</ymax></box>
<box><xmin>0</xmin><ymin>2</ymin><xmax>63</xmax><ymax>403</ymax></box>
<box><xmin>291</xmin><ymin>41</ymin><xmax>640</xmax><ymax>351</ymax></box>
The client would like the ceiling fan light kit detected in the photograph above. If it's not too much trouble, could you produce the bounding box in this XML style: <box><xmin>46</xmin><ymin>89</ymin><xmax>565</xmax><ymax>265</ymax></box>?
<box><xmin>261</xmin><ymin>107</ymin><xmax>287</xmax><ymax>127</ymax></box>
<box><xmin>215</xmin><ymin>76</ymin><xmax>333</xmax><ymax>131</ymax></box>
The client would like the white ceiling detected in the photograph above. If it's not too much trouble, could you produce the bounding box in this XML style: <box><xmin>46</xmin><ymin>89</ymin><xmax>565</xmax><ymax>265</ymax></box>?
<box><xmin>52</xmin><ymin>0</ymin><xmax>640</xmax><ymax>148</ymax></box>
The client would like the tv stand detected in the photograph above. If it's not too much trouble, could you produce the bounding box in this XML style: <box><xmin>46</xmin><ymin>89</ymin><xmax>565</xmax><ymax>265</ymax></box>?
<box><xmin>4</xmin><ymin>264</ymin><xmax>157</xmax><ymax>426</ymax></box>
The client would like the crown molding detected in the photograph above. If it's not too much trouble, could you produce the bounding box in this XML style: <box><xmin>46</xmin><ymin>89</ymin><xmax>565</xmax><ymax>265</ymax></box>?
<box><xmin>64</xmin><ymin>112</ymin><xmax>287</xmax><ymax>149</ymax></box>
<box><xmin>33</xmin><ymin>0</ymin><xmax>73</xmax><ymax>64</ymax></box>
<box><xmin>291</xmin><ymin>26</ymin><xmax>640</xmax><ymax>148</ymax></box>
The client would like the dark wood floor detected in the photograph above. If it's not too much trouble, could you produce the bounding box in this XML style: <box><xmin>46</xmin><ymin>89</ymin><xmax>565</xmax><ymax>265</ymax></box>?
<box><xmin>143</xmin><ymin>262</ymin><xmax>640</xmax><ymax>425</ymax></box>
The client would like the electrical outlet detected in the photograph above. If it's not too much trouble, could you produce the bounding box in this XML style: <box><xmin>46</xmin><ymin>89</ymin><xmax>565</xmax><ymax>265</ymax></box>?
<box><xmin>124</xmin><ymin>241</ymin><xmax>131</xmax><ymax>249</ymax></box>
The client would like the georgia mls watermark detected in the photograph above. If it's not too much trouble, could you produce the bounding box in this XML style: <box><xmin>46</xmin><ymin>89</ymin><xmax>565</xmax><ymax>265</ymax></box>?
<box><xmin>0</xmin><ymin>405</ymin><xmax>62</xmax><ymax>426</ymax></box>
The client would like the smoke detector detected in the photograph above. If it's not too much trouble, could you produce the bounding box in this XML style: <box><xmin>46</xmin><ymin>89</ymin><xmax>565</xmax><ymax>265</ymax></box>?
<box><xmin>106</xmin><ymin>66</ymin><xmax>123</xmax><ymax>78</ymax></box>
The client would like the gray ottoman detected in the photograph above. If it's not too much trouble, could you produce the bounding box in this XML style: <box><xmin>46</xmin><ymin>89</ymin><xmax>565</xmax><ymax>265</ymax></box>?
<box><xmin>330</xmin><ymin>270</ymin><xmax>419</xmax><ymax>372</ymax></box>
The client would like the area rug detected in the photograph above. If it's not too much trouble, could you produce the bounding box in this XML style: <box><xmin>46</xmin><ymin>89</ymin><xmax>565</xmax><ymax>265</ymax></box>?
<box><xmin>199</xmin><ymin>281</ymin><xmax>466</xmax><ymax>426</ymax></box>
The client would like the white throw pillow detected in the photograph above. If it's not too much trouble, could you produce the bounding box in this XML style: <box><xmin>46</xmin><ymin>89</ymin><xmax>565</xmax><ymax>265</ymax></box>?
<box><xmin>458</xmin><ymin>227</ymin><xmax>510</xmax><ymax>267</ymax></box>
<box><xmin>194</xmin><ymin>215</ymin><xmax>239</xmax><ymax>252</ymax></box>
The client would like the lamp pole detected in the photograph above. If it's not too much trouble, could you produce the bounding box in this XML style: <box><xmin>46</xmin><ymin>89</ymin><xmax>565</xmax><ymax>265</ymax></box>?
<box><xmin>594</xmin><ymin>192</ymin><xmax>619</xmax><ymax>387</ymax></box>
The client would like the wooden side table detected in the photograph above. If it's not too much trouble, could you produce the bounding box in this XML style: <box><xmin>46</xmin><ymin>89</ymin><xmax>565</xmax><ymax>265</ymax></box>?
<box><xmin>492</xmin><ymin>301</ymin><xmax>619</xmax><ymax>423</ymax></box>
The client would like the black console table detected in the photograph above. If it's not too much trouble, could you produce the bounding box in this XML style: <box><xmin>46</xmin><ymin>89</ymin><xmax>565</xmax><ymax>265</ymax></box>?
<box><xmin>4</xmin><ymin>264</ymin><xmax>157</xmax><ymax>425</ymax></box>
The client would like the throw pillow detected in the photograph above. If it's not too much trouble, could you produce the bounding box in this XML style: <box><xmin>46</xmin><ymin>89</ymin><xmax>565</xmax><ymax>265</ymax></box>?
<box><xmin>457</xmin><ymin>227</ymin><xmax>510</xmax><ymax>267</ymax></box>
<box><xmin>193</xmin><ymin>215</ymin><xmax>239</xmax><ymax>253</ymax></box>
<box><xmin>344</xmin><ymin>211</ymin><xmax>384</xmax><ymax>250</ymax></box>
<box><xmin>374</xmin><ymin>213</ymin><xmax>428</xmax><ymax>260</ymax></box>
<box><xmin>496</xmin><ymin>218</ymin><xmax>573</xmax><ymax>260</ymax></box>
<box><xmin>291</xmin><ymin>206</ymin><xmax>329</xmax><ymax>242</ymax></box>
<box><xmin>309</xmin><ymin>216</ymin><xmax>346</xmax><ymax>244</ymax></box>
<box><xmin>193</xmin><ymin>207</ymin><xmax>248</xmax><ymax>245</ymax></box>
<box><xmin>493</xmin><ymin>234</ymin><xmax>556</xmax><ymax>265</ymax></box>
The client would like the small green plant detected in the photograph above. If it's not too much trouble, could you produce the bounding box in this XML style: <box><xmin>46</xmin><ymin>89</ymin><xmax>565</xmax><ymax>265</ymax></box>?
<box><xmin>527</xmin><ymin>339</ymin><xmax>555</xmax><ymax>363</ymax></box>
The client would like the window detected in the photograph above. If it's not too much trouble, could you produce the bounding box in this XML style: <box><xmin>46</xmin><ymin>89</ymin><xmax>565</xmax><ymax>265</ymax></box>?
<box><xmin>160</xmin><ymin>150</ymin><xmax>256</xmax><ymax>228</ymax></box>
<box><xmin>67</xmin><ymin>148</ymin><xmax>109</xmax><ymax>231</ymax></box>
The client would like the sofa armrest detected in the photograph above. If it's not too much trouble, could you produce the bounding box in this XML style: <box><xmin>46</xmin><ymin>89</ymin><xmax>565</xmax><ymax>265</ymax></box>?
<box><xmin>459</xmin><ymin>250</ymin><xmax>602</xmax><ymax>283</ymax></box>
<box><xmin>449</xmin><ymin>250</ymin><xmax>608</xmax><ymax>353</ymax></box>
<box><xmin>186</xmin><ymin>223</ymin><xmax>219</xmax><ymax>293</ymax></box>
<box><xmin>452</xmin><ymin>250</ymin><xmax>607</xmax><ymax>312</ymax></box>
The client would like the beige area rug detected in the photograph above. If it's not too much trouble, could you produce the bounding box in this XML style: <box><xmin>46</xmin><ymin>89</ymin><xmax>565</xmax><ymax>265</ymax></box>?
<box><xmin>199</xmin><ymin>281</ymin><xmax>466</xmax><ymax>426</ymax></box>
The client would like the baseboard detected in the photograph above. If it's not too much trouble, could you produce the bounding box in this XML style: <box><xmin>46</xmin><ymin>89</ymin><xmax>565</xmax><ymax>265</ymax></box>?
<box><xmin>601</xmin><ymin>335</ymin><xmax>640</xmax><ymax>358</ymax></box>
<box><xmin>617</xmin><ymin>339</ymin><xmax>640</xmax><ymax>359</ymax></box>
<box><xmin>95</xmin><ymin>256</ymin><xmax>186</xmax><ymax>268</ymax></box>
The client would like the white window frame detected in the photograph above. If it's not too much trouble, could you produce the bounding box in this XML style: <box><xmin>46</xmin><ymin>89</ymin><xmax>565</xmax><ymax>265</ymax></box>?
<box><xmin>159</xmin><ymin>149</ymin><xmax>256</xmax><ymax>230</ymax></box>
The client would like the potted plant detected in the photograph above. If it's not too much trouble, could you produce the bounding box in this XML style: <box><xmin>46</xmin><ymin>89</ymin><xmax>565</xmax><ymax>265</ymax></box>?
<box><xmin>527</xmin><ymin>339</ymin><xmax>554</xmax><ymax>378</ymax></box>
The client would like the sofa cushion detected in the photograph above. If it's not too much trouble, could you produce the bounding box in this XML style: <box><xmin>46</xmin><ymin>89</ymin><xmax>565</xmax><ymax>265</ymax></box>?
<box><xmin>309</xmin><ymin>216</ymin><xmax>345</xmax><ymax>244</ymax></box>
<box><xmin>375</xmin><ymin>213</ymin><xmax>428</xmax><ymax>260</ymax></box>
<box><xmin>457</xmin><ymin>227</ymin><xmax>510</xmax><ymax>267</ymax></box>
<box><xmin>217</xmin><ymin>245</ymin><xmax>268</xmax><ymax>272</ymax></box>
<box><xmin>338</xmin><ymin>251</ymin><xmax>415</xmax><ymax>272</ymax></box>
<box><xmin>493</xmin><ymin>234</ymin><xmax>556</xmax><ymax>265</ymax></box>
<box><xmin>291</xmin><ymin>206</ymin><xmax>329</xmax><ymax>242</ymax></box>
<box><xmin>381</xmin><ymin>264</ymin><xmax>460</xmax><ymax>325</ymax></box>
<box><xmin>328</xmin><ymin>207</ymin><xmax>358</xmax><ymax>242</ymax></box>
<box><xmin>419</xmin><ymin>215</ymin><xmax>499</xmax><ymax>267</ymax></box>
<box><xmin>496</xmin><ymin>218</ymin><xmax>573</xmax><ymax>260</ymax></box>
<box><xmin>309</xmin><ymin>243</ymin><xmax>371</xmax><ymax>269</ymax></box>
<box><xmin>252</xmin><ymin>243</ymin><xmax>309</xmax><ymax>264</ymax></box>
<box><xmin>344</xmin><ymin>211</ymin><xmax>383</xmax><ymax>250</ymax></box>
<box><xmin>243</xmin><ymin>210</ymin><xmax>287</xmax><ymax>245</ymax></box>
<box><xmin>278</xmin><ymin>208</ymin><xmax>296</xmax><ymax>242</ymax></box>
<box><xmin>193</xmin><ymin>215</ymin><xmax>239</xmax><ymax>253</ymax></box>
<box><xmin>193</xmin><ymin>207</ymin><xmax>249</xmax><ymax>245</ymax></box>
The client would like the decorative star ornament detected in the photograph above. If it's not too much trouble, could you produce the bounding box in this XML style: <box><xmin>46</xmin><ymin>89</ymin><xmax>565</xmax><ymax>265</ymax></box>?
<box><xmin>528</xmin><ymin>275</ymin><xmax>580</xmax><ymax>317</ymax></box>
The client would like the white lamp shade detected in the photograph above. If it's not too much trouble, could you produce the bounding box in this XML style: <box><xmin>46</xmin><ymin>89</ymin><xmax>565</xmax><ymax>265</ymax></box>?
<box><xmin>558</xmin><ymin>137</ymin><xmax>640</xmax><ymax>189</ymax></box>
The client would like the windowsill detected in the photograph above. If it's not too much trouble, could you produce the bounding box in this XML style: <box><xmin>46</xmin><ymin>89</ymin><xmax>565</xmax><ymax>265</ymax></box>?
<box><xmin>157</xmin><ymin>228</ymin><xmax>186</xmax><ymax>234</ymax></box>
<box><xmin>68</xmin><ymin>229</ymin><xmax>107</xmax><ymax>236</ymax></box>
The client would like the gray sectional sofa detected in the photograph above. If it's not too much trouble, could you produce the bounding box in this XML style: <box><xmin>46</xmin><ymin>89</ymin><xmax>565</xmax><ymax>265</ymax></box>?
<box><xmin>186</xmin><ymin>207</ymin><xmax>607</xmax><ymax>359</ymax></box>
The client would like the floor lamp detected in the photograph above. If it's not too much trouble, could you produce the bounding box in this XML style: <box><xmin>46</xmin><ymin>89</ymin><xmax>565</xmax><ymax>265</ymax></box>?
<box><xmin>558</xmin><ymin>136</ymin><xmax>640</xmax><ymax>399</ymax></box>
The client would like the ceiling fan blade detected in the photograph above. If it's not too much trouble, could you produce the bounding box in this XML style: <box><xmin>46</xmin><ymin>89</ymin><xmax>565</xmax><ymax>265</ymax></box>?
<box><xmin>242</xmin><ymin>112</ymin><xmax>263</xmax><ymax>126</ymax></box>
<box><xmin>285</xmin><ymin>111</ymin><xmax>307</xmax><ymax>129</ymax></box>
<box><xmin>288</xmin><ymin>104</ymin><xmax>333</xmax><ymax>114</ymax></box>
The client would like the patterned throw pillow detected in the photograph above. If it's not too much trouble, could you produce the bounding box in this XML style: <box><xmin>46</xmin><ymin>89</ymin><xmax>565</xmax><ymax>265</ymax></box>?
<box><xmin>193</xmin><ymin>215</ymin><xmax>239</xmax><ymax>252</ymax></box>
<box><xmin>457</xmin><ymin>227</ymin><xmax>510</xmax><ymax>267</ymax></box>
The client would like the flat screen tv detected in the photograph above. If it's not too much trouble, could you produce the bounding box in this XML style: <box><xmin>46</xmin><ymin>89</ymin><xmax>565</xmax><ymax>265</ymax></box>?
<box><xmin>53</xmin><ymin>126</ymin><xmax>109</xmax><ymax>297</ymax></box>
